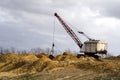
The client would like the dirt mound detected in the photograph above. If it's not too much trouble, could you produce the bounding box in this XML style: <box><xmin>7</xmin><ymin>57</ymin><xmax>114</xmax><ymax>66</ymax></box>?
<box><xmin>105</xmin><ymin>55</ymin><xmax>120</xmax><ymax>60</ymax></box>
<box><xmin>54</xmin><ymin>54</ymin><xmax>78</xmax><ymax>61</ymax></box>
<box><xmin>31</xmin><ymin>60</ymin><xmax>58</xmax><ymax>72</ymax></box>
<box><xmin>0</xmin><ymin>53</ymin><xmax>20</xmax><ymax>63</ymax></box>
<box><xmin>78</xmin><ymin>56</ymin><xmax>96</xmax><ymax>62</ymax></box>
<box><xmin>0</xmin><ymin>53</ymin><xmax>39</xmax><ymax>74</ymax></box>
<box><xmin>35</xmin><ymin>53</ymin><xmax>49</xmax><ymax>58</ymax></box>
<box><xmin>74</xmin><ymin>60</ymin><xmax>120</xmax><ymax>73</ymax></box>
<box><xmin>20</xmin><ymin>54</ymin><xmax>39</xmax><ymax>62</ymax></box>
<box><xmin>1</xmin><ymin>53</ymin><xmax>120</xmax><ymax>79</ymax></box>
<box><xmin>4</xmin><ymin>54</ymin><xmax>53</xmax><ymax>74</ymax></box>
<box><xmin>0</xmin><ymin>53</ymin><xmax>39</xmax><ymax>63</ymax></box>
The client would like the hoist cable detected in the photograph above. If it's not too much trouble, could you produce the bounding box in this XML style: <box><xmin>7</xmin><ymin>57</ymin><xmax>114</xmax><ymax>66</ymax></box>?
<box><xmin>52</xmin><ymin>16</ymin><xmax>55</xmax><ymax>44</ymax></box>
<box><xmin>50</xmin><ymin>17</ymin><xmax>56</xmax><ymax>55</ymax></box>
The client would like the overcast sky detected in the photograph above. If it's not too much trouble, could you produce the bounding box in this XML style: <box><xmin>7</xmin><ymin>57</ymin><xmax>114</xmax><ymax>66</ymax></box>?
<box><xmin>0</xmin><ymin>0</ymin><xmax>120</xmax><ymax>55</ymax></box>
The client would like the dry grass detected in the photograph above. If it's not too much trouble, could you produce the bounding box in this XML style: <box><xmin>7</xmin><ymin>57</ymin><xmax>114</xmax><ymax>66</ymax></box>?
<box><xmin>105</xmin><ymin>55</ymin><xmax>120</xmax><ymax>61</ymax></box>
<box><xmin>35</xmin><ymin>53</ymin><xmax>49</xmax><ymax>58</ymax></box>
<box><xmin>0</xmin><ymin>53</ymin><xmax>20</xmax><ymax>63</ymax></box>
<box><xmin>0</xmin><ymin>53</ymin><xmax>120</xmax><ymax>79</ymax></box>
<box><xmin>54</xmin><ymin>53</ymin><xmax>78</xmax><ymax>61</ymax></box>
<box><xmin>20</xmin><ymin>54</ymin><xmax>39</xmax><ymax>62</ymax></box>
<box><xmin>31</xmin><ymin>60</ymin><xmax>59</xmax><ymax>72</ymax></box>
<box><xmin>73</xmin><ymin>60</ymin><xmax>120</xmax><ymax>73</ymax></box>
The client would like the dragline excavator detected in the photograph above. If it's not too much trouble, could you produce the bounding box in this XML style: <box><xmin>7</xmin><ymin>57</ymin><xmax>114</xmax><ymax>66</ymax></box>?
<box><xmin>54</xmin><ymin>13</ymin><xmax>107</xmax><ymax>59</ymax></box>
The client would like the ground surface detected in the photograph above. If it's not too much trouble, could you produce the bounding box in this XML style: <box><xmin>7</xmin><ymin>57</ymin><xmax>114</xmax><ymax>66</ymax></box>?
<box><xmin>0</xmin><ymin>53</ymin><xmax>120</xmax><ymax>80</ymax></box>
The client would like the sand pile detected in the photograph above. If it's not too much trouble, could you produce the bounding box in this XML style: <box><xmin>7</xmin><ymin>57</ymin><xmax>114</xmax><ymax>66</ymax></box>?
<box><xmin>36</xmin><ymin>53</ymin><xmax>49</xmax><ymax>58</ymax></box>
<box><xmin>30</xmin><ymin>55</ymin><xmax>61</xmax><ymax>72</ymax></box>
<box><xmin>0</xmin><ymin>53</ymin><xmax>39</xmax><ymax>74</ymax></box>
<box><xmin>105</xmin><ymin>55</ymin><xmax>120</xmax><ymax>61</ymax></box>
<box><xmin>0</xmin><ymin>53</ymin><xmax>20</xmax><ymax>63</ymax></box>
<box><xmin>31</xmin><ymin>60</ymin><xmax>58</xmax><ymax>72</ymax></box>
<box><xmin>78</xmin><ymin>56</ymin><xmax>96</xmax><ymax>62</ymax></box>
<box><xmin>1</xmin><ymin>52</ymin><xmax>119</xmax><ymax>76</ymax></box>
<box><xmin>74</xmin><ymin>60</ymin><xmax>120</xmax><ymax>73</ymax></box>
<box><xmin>54</xmin><ymin>53</ymin><xmax>78</xmax><ymax>61</ymax></box>
<box><xmin>0</xmin><ymin>53</ymin><xmax>39</xmax><ymax>63</ymax></box>
<box><xmin>5</xmin><ymin>54</ymin><xmax>57</xmax><ymax>73</ymax></box>
<box><xmin>20</xmin><ymin>54</ymin><xmax>39</xmax><ymax>62</ymax></box>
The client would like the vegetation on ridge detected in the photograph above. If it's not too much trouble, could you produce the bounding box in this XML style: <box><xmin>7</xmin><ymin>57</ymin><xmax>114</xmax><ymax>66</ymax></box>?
<box><xmin>0</xmin><ymin>50</ymin><xmax>120</xmax><ymax>80</ymax></box>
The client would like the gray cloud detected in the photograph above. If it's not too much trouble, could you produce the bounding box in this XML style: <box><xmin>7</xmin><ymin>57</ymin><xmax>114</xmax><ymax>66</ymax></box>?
<box><xmin>0</xmin><ymin>0</ymin><xmax>120</xmax><ymax>55</ymax></box>
<box><xmin>82</xmin><ymin>0</ymin><xmax>120</xmax><ymax>18</ymax></box>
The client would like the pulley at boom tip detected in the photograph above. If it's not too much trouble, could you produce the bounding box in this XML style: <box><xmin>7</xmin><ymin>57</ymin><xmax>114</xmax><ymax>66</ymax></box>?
<box><xmin>54</xmin><ymin>13</ymin><xmax>58</xmax><ymax>17</ymax></box>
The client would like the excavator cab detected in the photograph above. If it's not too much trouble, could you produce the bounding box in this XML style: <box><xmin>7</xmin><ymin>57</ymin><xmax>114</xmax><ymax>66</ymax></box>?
<box><xmin>83</xmin><ymin>40</ymin><xmax>107</xmax><ymax>55</ymax></box>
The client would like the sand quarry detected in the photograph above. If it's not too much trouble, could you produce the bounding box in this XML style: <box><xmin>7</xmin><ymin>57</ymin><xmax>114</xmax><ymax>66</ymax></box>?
<box><xmin>0</xmin><ymin>52</ymin><xmax>120</xmax><ymax>80</ymax></box>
